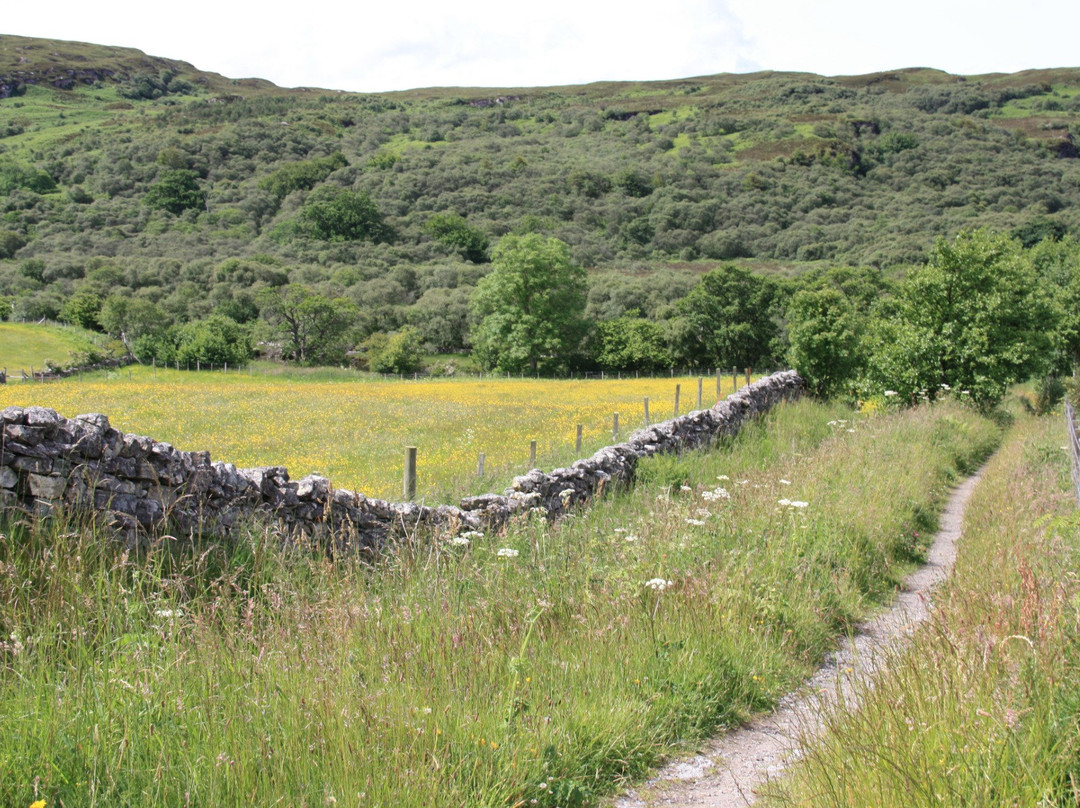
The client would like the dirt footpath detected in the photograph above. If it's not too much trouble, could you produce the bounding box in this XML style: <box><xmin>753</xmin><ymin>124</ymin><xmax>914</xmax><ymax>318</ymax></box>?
<box><xmin>612</xmin><ymin>470</ymin><xmax>984</xmax><ymax>808</ymax></box>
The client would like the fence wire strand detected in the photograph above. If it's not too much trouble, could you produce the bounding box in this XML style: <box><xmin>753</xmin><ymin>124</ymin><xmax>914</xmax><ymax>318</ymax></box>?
<box><xmin>1066</xmin><ymin>398</ymin><xmax>1080</xmax><ymax>508</ymax></box>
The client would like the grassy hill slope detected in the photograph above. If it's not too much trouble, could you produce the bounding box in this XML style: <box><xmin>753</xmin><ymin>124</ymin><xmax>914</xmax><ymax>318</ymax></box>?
<box><xmin>0</xmin><ymin>321</ymin><xmax>118</xmax><ymax>372</ymax></box>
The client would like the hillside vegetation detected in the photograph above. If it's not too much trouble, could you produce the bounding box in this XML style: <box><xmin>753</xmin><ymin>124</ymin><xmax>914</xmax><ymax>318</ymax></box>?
<box><xmin>1</xmin><ymin>37</ymin><xmax>1079</xmax><ymax>348</ymax></box>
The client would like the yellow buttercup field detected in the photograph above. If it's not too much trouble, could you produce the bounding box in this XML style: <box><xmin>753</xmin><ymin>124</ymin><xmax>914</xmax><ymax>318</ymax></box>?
<box><xmin>0</xmin><ymin>366</ymin><xmax>747</xmax><ymax>501</ymax></box>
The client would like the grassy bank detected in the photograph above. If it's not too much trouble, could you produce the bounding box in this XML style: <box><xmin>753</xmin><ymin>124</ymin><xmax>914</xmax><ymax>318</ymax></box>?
<box><xmin>764</xmin><ymin>409</ymin><xmax>1080</xmax><ymax>806</ymax></box>
<box><xmin>0</xmin><ymin>322</ymin><xmax>118</xmax><ymax>374</ymax></box>
<box><xmin>0</xmin><ymin>399</ymin><xmax>1000</xmax><ymax>807</ymax></box>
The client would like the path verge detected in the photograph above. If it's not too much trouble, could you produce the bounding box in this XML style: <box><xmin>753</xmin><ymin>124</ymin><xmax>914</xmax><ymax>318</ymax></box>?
<box><xmin>613</xmin><ymin>468</ymin><xmax>985</xmax><ymax>808</ymax></box>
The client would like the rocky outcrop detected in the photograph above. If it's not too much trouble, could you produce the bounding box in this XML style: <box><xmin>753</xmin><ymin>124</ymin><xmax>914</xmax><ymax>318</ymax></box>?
<box><xmin>0</xmin><ymin>371</ymin><xmax>803</xmax><ymax>551</ymax></box>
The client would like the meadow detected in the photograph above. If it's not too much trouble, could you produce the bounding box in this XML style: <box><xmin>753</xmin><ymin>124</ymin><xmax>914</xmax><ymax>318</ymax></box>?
<box><xmin>0</xmin><ymin>397</ymin><xmax>1003</xmax><ymax>807</ymax></box>
<box><xmin>0</xmin><ymin>365</ymin><xmax>751</xmax><ymax>501</ymax></box>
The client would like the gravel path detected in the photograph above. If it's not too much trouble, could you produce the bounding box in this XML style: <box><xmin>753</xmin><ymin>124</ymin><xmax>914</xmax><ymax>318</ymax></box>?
<box><xmin>612</xmin><ymin>469</ymin><xmax>984</xmax><ymax>808</ymax></box>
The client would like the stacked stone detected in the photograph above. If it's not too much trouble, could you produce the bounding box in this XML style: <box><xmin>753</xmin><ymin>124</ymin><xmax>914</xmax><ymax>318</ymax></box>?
<box><xmin>0</xmin><ymin>371</ymin><xmax>803</xmax><ymax>550</ymax></box>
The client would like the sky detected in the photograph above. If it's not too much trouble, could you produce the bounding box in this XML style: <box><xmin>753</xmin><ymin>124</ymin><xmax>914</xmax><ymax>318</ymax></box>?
<box><xmin>6</xmin><ymin>0</ymin><xmax>1080</xmax><ymax>93</ymax></box>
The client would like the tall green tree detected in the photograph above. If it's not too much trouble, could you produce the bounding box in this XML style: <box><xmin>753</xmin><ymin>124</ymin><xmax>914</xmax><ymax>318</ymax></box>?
<box><xmin>174</xmin><ymin>315</ymin><xmax>252</xmax><ymax>367</ymax></box>
<box><xmin>145</xmin><ymin>169</ymin><xmax>204</xmax><ymax>215</ymax></box>
<box><xmin>257</xmin><ymin>284</ymin><xmax>359</xmax><ymax>365</ymax></box>
<box><xmin>673</xmin><ymin>265</ymin><xmax>782</xmax><ymax>369</ymax></box>
<box><xmin>596</xmin><ymin>315</ymin><xmax>671</xmax><ymax>372</ymax></box>
<box><xmin>867</xmin><ymin>229</ymin><xmax>1057</xmax><ymax>407</ymax></box>
<box><xmin>470</xmin><ymin>234</ymin><xmax>587</xmax><ymax>373</ymax></box>
<box><xmin>297</xmin><ymin>186</ymin><xmax>391</xmax><ymax>243</ymax></box>
<box><xmin>59</xmin><ymin>291</ymin><xmax>103</xmax><ymax>331</ymax></box>
<box><xmin>785</xmin><ymin>265</ymin><xmax>888</xmax><ymax>397</ymax></box>
<box><xmin>424</xmin><ymin>213</ymin><xmax>489</xmax><ymax>263</ymax></box>
<box><xmin>786</xmin><ymin>288</ymin><xmax>864</xmax><ymax>398</ymax></box>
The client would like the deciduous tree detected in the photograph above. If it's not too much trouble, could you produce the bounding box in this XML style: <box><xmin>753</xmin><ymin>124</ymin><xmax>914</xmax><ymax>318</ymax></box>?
<box><xmin>867</xmin><ymin>229</ymin><xmax>1057</xmax><ymax>406</ymax></box>
<box><xmin>470</xmin><ymin>234</ymin><xmax>587</xmax><ymax>373</ymax></box>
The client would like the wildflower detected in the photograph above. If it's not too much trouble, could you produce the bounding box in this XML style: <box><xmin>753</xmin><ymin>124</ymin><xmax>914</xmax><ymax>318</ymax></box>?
<box><xmin>154</xmin><ymin>609</ymin><xmax>181</xmax><ymax>619</ymax></box>
<box><xmin>685</xmin><ymin>518</ymin><xmax>706</xmax><ymax>526</ymax></box>
<box><xmin>961</xmin><ymin>390</ymin><xmax>970</xmax><ymax>396</ymax></box>
<box><xmin>702</xmin><ymin>487</ymin><xmax>730</xmax><ymax>501</ymax></box>
<box><xmin>791</xmin><ymin>501</ymin><xmax>809</xmax><ymax>509</ymax></box>
<box><xmin>884</xmin><ymin>390</ymin><xmax>898</xmax><ymax>397</ymax></box>
<box><xmin>644</xmin><ymin>578</ymin><xmax>673</xmax><ymax>591</ymax></box>
<box><xmin>613</xmin><ymin>527</ymin><xmax>628</xmax><ymax>533</ymax></box>
<box><xmin>716</xmin><ymin>474</ymin><xmax>730</xmax><ymax>481</ymax></box>
<box><xmin>679</xmin><ymin>485</ymin><xmax>692</xmax><ymax>492</ymax></box>
<box><xmin>940</xmin><ymin>383</ymin><xmax>951</xmax><ymax>391</ymax></box>
<box><xmin>460</xmin><ymin>530</ymin><xmax>484</xmax><ymax>540</ymax></box>
<box><xmin>30</xmin><ymin>801</ymin><xmax>46</xmax><ymax>808</ymax></box>
<box><xmin>559</xmin><ymin>488</ymin><xmax>575</xmax><ymax>506</ymax></box>
<box><xmin>694</xmin><ymin>508</ymin><xmax>711</xmax><ymax>517</ymax></box>
<box><xmin>624</xmin><ymin>534</ymin><xmax>639</xmax><ymax>542</ymax></box>
<box><xmin>497</xmin><ymin>548</ymin><xmax>519</xmax><ymax>558</ymax></box>
<box><xmin>449</xmin><ymin>536</ymin><xmax>471</xmax><ymax>546</ymax></box>
<box><xmin>779</xmin><ymin>479</ymin><xmax>791</xmax><ymax>485</ymax></box>
<box><xmin>778</xmin><ymin>498</ymin><xmax>792</xmax><ymax>507</ymax></box>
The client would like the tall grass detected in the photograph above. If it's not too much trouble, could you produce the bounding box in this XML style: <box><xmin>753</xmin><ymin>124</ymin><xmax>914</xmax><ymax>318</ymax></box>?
<box><xmin>0</xmin><ymin>399</ymin><xmax>1000</xmax><ymax>807</ymax></box>
<box><xmin>764</xmin><ymin>409</ymin><xmax>1080</xmax><ymax>806</ymax></box>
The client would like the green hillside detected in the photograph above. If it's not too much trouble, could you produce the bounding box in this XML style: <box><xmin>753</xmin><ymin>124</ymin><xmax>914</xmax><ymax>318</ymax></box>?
<box><xmin>1</xmin><ymin>34</ymin><xmax>1079</xmax><ymax>372</ymax></box>
<box><xmin>0</xmin><ymin>321</ymin><xmax>118</xmax><ymax>371</ymax></box>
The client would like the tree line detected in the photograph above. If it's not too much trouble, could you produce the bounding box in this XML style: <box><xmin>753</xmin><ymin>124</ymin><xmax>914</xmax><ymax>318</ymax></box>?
<box><xmin>15</xmin><ymin>227</ymin><xmax>1074</xmax><ymax>409</ymax></box>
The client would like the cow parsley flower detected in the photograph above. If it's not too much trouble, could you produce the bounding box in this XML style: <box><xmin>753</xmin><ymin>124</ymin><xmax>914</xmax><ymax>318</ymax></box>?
<box><xmin>644</xmin><ymin>578</ymin><xmax>673</xmax><ymax>591</ymax></box>
<box><xmin>702</xmin><ymin>487</ymin><xmax>731</xmax><ymax>501</ymax></box>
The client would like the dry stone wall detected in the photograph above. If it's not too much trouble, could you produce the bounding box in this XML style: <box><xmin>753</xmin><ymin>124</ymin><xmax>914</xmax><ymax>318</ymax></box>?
<box><xmin>0</xmin><ymin>371</ymin><xmax>803</xmax><ymax>551</ymax></box>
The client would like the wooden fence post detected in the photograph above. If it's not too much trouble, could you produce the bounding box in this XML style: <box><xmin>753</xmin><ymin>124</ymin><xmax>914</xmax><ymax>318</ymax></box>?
<box><xmin>745</xmin><ymin>367</ymin><xmax>751</xmax><ymax>387</ymax></box>
<box><xmin>529</xmin><ymin>440</ymin><xmax>537</xmax><ymax>468</ymax></box>
<box><xmin>644</xmin><ymin>397</ymin><xmax>650</xmax><ymax>427</ymax></box>
<box><xmin>404</xmin><ymin>447</ymin><xmax>417</xmax><ymax>501</ymax></box>
<box><xmin>576</xmin><ymin>424</ymin><xmax>583</xmax><ymax>453</ymax></box>
<box><xmin>732</xmin><ymin>366</ymin><xmax>738</xmax><ymax>390</ymax></box>
<box><xmin>716</xmin><ymin>367</ymin><xmax>722</xmax><ymax>399</ymax></box>
<box><xmin>613</xmin><ymin>412</ymin><xmax>619</xmax><ymax>441</ymax></box>
<box><xmin>697</xmin><ymin>377</ymin><xmax>703</xmax><ymax>409</ymax></box>
<box><xmin>477</xmin><ymin>452</ymin><xmax>485</xmax><ymax>477</ymax></box>
<box><xmin>674</xmin><ymin>384</ymin><xmax>681</xmax><ymax>417</ymax></box>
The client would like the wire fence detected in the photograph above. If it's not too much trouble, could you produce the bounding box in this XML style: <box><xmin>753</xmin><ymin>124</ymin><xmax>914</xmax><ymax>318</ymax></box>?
<box><xmin>1066</xmin><ymin>397</ymin><xmax>1080</xmax><ymax>508</ymax></box>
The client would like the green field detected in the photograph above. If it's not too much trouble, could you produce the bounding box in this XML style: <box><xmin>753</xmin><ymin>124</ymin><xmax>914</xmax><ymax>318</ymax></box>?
<box><xmin>0</xmin><ymin>321</ymin><xmax>119</xmax><ymax>374</ymax></box>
